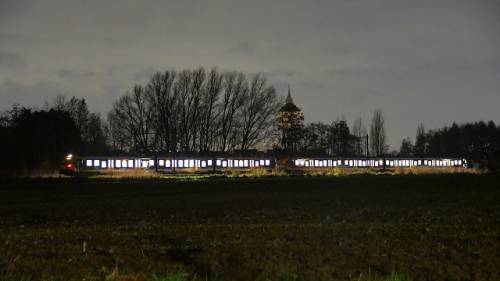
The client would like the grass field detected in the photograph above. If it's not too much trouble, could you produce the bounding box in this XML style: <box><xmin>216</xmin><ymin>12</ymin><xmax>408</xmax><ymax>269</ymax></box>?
<box><xmin>0</xmin><ymin>174</ymin><xmax>499</xmax><ymax>281</ymax></box>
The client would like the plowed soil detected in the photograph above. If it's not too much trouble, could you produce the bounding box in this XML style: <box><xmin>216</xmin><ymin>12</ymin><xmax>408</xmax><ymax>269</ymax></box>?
<box><xmin>0</xmin><ymin>174</ymin><xmax>499</xmax><ymax>280</ymax></box>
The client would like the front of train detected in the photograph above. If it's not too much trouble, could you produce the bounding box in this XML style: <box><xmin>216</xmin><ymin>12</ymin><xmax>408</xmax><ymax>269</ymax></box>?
<box><xmin>60</xmin><ymin>153</ymin><xmax>77</xmax><ymax>175</ymax></box>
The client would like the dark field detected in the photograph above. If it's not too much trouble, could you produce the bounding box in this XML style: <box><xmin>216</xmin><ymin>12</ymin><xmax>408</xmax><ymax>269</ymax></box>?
<box><xmin>0</xmin><ymin>175</ymin><xmax>499</xmax><ymax>281</ymax></box>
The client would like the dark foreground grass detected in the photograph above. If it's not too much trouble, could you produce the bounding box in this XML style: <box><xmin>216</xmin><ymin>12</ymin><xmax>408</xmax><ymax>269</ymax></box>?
<box><xmin>0</xmin><ymin>174</ymin><xmax>499</xmax><ymax>280</ymax></box>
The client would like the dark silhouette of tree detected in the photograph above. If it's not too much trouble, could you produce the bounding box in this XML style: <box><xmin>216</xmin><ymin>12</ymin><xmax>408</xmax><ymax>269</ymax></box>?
<box><xmin>299</xmin><ymin>122</ymin><xmax>329</xmax><ymax>153</ymax></box>
<box><xmin>399</xmin><ymin>137</ymin><xmax>413</xmax><ymax>156</ymax></box>
<box><xmin>370</xmin><ymin>109</ymin><xmax>387</xmax><ymax>156</ymax></box>
<box><xmin>0</xmin><ymin>107</ymin><xmax>80</xmax><ymax>170</ymax></box>
<box><xmin>413</xmin><ymin>123</ymin><xmax>426</xmax><ymax>157</ymax></box>
<box><xmin>216</xmin><ymin>72</ymin><xmax>246</xmax><ymax>152</ymax></box>
<box><xmin>238</xmin><ymin>74</ymin><xmax>280</xmax><ymax>150</ymax></box>
<box><xmin>329</xmin><ymin>120</ymin><xmax>354</xmax><ymax>156</ymax></box>
<box><xmin>352</xmin><ymin>117</ymin><xmax>367</xmax><ymax>156</ymax></box>
<box><xmin>412</xmin><ymin>121</ymin><xmax>500</xmax><ymax>170</ymax></box>
<box><xmin>108</xmin><ymin>67</ymin><xmax>281</xmax><ymax>154</ymax></box>
<box><xmin>145</xmin><ymin>71</ymin><xmax>178</xmax><ymax>153</ymax></box>
<box><xmin>48</xmin><ymin>96</ymin><xmax>107</xmax><ymax>155</ymax></box>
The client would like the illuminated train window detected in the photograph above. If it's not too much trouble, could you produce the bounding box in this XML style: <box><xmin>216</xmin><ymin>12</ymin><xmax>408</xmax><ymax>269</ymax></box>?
<box><xmin>86</xmin><ymin>160</ymin><xmax>92</xmax><ymax>167</ymax></box>
<box><xmin>141</xmin><ymin>161</ymin><xmax>148</xmax><ymax>168</ymax></box>
<box><xmin>159</xmin><ymin>160</ymin><xmax>164</xmax><ymax>166</ymax></box>
<box><xmin>234</xmin><ymin>160</ymin><xmax>239</xmax><ymax>168</ymax></box>
<box><xmin>165</xmin><ymin>160</ymin><xmax>170</xmax><ymax>167</ymax></box>
<box><xmin>189</xmin><ymin>160</ymin><xmax>194</xmax><ymax>168</ymax></box>
<box><xmin>216</xmin><ymin>159</ymin><xmax>221</xmax><ymax>166</ymax></box>
<box><xmin>201</xmin><ymin>161</ymin><xmax>206</xmax><ymax>168</ymax></box>
<box><xmin>239</xmin><ymin>160</ymin><xmax>243</xmax><ymax>167</ymax></box>
<box><xmin>222</xmin><ymin>161</ymin><xmax>227</xmax><ymax>167</ymax></box>
<box><xmin>93</xmin><ymin>160</ymin><xmax>99</xmax><ymax>167</ymax></box>
<box><xmin>115</xmin><ymin>160</ymin><xmax>121</xmax><ymax>168</ymax></box>
<box><xmin>207</xmin><ymin>160</ymin><xmax>212</xmax><ymax>166</ymax></box>
<box><xmin>101</xmin><ymin>161</ymin><xmax>107</xmax><ymax>168</ymax></box>
<box><xmin>178</xmin><ymin>160</ymin><xmax>184</xmax><ymax>168</ymax></box>
<box><xmin>149</xmin><ymin>160</ymin><xmax>154</xmax><ymax>167</ymax></box>
<box><xmin>244</xmin><ymin>160</ymin><xmax>249</xmax><ymax>167</ymax></box>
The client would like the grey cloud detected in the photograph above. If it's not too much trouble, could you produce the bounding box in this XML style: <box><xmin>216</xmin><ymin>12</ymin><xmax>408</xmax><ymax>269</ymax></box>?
<box><xmin>227</xmin><ymin>41</ymin><xmax>258</xmax><ymax>56</ymax></box>
<box><xmin>57</xmin><ymin>68</ymin><xmax>96</xmax><ymax>80</ymax></box>
<box><xmin>0</xmin><ymin>0</ymin><xmax>499</xmax><ymax>148</ymax></box>
<box><xmin>0</xmin><ymin>51</ymin><xmax>26</xmax><ymax>69</ymax></box>
<box><xmin>0</xmin><ymin>79</ymin><xmax>64</xmax><ymax>109</ymax></box>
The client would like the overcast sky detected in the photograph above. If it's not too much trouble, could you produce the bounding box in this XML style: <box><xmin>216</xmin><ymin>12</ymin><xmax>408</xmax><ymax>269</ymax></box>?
<box><xmin>1</xmin><ymin>0</ymin><xmax>499</xmax><ymax>149</ymax></box>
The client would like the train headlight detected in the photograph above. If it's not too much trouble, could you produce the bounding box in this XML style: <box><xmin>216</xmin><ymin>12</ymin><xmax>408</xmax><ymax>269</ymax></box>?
<box><xmin>65</xmin><ymin>154</ymin><xmax>73</xmax><ymax>160</ymax></box>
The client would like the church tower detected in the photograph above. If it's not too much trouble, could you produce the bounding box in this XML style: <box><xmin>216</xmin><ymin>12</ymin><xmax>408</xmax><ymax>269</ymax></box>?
<box><xmin>278</xmin><ymin>86</ymin><xmax>304</xmax><ymax>152</ymax></box>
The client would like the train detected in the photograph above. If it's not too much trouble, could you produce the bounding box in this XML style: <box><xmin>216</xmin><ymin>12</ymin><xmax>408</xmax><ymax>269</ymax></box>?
<box><xmin>60</xmin><ymin>153</ymin><xmax>468</xmax><ymax>175</ymax></box>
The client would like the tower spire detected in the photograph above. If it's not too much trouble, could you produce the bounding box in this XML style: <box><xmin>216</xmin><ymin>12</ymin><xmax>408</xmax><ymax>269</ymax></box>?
<box><xmin>286</xmin><ymin>84</ymin><xmax>294</xmax><ymax>104</ymax></box>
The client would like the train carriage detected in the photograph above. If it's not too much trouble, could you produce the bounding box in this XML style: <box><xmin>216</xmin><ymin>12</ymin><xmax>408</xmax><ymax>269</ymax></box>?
<box><xmin>60</xmin><ymin>152</ymin><xmax>468</xmax><ymax>176</ymax></box>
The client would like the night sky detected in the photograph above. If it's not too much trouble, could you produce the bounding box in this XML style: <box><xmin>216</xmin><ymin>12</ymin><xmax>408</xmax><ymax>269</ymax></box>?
<box><xmin>1</xmin><ymin>0</ymin><xmax>499</xmax><ymax>149</ymax></box>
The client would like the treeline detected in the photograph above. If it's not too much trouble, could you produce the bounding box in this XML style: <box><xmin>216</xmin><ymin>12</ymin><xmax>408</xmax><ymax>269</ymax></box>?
<box><xmin>0</xmin><ymin>98</ymin><xmax>106</xmax><ymax>170</ymax></box>
<box><xmin>400</xmin><ymin>121</ymin><xmax>500</xmax><ymax>169</ymax></box>
<box><xmin>283</xmin><ymin>110</ymin><xmax>387</xmax><ymax>157</ymax></box>
<box><xmin>0</xmin><ymin>68</ymin><xmax>281</xmax><ymax>170</ymax></box>
<box><xmin>107</xmin><ymin>68</ymin><xmax>280</xmax><ymax>154</ymax></box>
<box><xmin>1</xmin><ymin>66</ymin><xmax>499</xmax><ymax>171</ymax></box>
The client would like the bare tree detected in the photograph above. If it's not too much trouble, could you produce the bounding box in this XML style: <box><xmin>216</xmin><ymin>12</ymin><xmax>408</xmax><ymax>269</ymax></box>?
<box><xmin>146</xmin><ymin>71</ymin><xmax>177</xmax><ymax>152</ymax></box>
<box><xmin>106</xmin><ymin>111</ymin><xmax>128</xmax><ymax>152</ymax></box>
<box><xmin>370</xmin><ymin>109</ymin><xmax>387</xmax><ymax>156</ymax></box>
<box><xmin>111</xmin><ymin>85</ymin><xmax>155</xmax><ymax>154</ymax></box>
<box><xmin>199</xmin><ymin>68</ymin><xmax>223</xmax><ymax>151</ymax></box>
<box><xmin>216</xmin><ymin>72</ymin><xmax>246</xmax><ymax>152</ymax></box>
<box><xmin>238</xmin><ymin>74</ymin><xmax>280</xmax><ymax>150</ymax></box>
<box><xmin>399</xmin><ymin>137</ymin><xmax>413</xmax><ymax>156</ymax></box>
<box><xmin>352</xmin><ymin>117</ymin><xmax>367</xmax><ymax>156</ymax></box>
<box><xmin>108</xmin><ymin>68</ymin><xmax>282</xmax><ymax>154</ymax></box>
<box><xmin>414</xmin><ymin>123</ymin><xmax>426</xmax><ymax>156</ymax></box>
